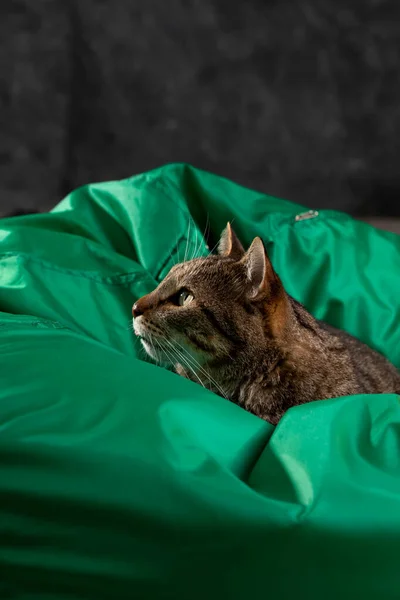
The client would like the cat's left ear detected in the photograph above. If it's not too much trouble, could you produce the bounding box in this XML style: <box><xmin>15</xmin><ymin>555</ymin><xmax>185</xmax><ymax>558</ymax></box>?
<box><xmin>242</xmin><ymin>237</ymin><xmax>280</xmax><ymax>300</ymax></box>
<box><xmin>218</xmin><ymin>223</ymin><xmax>245</xmax><ymax>260</ymax></box>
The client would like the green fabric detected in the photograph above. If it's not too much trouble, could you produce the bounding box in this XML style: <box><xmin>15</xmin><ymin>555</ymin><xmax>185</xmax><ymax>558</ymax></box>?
<box><xmin>0</xmin><ymin>163</ymin><xmax>399</xmax><ymax>599</ymax></box>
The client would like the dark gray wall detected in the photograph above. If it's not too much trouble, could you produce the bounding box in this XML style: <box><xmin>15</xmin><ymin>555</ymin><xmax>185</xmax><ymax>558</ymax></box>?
<box><xmin>1</xmin><ymin>0</ymin><xmax>400</xmax><ymax>215</ymax></box>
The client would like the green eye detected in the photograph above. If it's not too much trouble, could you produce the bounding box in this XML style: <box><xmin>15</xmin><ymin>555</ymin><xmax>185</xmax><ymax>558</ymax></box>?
<box><xmin>178</xmin><ymin>289</ymin><xmax>194</xmax><ymax>306</ymax></box>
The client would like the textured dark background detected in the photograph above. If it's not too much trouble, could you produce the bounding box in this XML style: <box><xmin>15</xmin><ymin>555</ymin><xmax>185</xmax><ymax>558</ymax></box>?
<box><xmin>1</xmin><ymin>0</ymin><xmax>400</xmax><ymax>216</ymax></box>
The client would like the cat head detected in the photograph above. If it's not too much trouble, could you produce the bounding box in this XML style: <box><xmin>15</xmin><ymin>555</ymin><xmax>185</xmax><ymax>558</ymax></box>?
<box><xmin>132</xmin><ymin>224</ymin><xmax>288</xmax><ymax>371</ymax></box>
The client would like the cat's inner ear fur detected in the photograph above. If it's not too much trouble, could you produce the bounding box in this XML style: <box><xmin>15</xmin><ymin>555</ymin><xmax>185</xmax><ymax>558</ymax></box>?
<box><xmin>218</xmin><ymin>223</ymin><xmax>245</xmax><ymax>260</ymax></box>
<box><xmin>242</xmin><ymin>237</ymin><xmax>279</xmax><ymax>300</ymax></box>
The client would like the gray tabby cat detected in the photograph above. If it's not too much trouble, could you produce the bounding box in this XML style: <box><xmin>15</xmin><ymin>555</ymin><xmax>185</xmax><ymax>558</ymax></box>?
<box><xmin>133</xmin><ymin>224</ymin><xmax>400</xmax><ymax>424</ymax></box>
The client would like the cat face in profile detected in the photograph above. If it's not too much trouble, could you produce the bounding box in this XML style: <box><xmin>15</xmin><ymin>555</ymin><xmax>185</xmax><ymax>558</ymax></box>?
<box><xmin>132</xmin><ymin>224</ymin><xmax>284</xmax><ymax>382</ymax></box>
<box><xmin>132</xmin><ymin>223</ymin><xmax>400</xmax><ymax>423</ymax></box>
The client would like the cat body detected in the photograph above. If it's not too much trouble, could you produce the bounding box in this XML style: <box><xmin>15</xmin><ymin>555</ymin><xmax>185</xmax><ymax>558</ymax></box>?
<box><xmin>133</xmin><ymin>224</ymin><xmax>400</xmax><ymax>424</ymax></box>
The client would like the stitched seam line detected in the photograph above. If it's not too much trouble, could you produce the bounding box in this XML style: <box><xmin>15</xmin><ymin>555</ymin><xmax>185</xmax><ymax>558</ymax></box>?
<box><xmin>0</xmin><ymin>320</ymin><xmax>66</xmax><ymax>330</ymax></box>
<box><xmin>0</xmin><ymin>252</ymin><xmax>150</xmax><ymax>286</ymax></box>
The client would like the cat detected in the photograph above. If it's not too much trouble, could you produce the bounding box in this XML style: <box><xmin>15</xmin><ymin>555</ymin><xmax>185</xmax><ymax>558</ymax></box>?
<box><xmin>132</xmin><ymin>223</ymin><xmax>400</xmax><ymax>424</ymax></box>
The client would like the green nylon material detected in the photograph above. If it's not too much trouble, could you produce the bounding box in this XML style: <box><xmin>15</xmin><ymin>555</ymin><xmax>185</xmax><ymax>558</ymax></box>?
<box><xmin>0</xmin><ymin>163</ymin><xmax>399</xmax><ymax>599</ymax></box>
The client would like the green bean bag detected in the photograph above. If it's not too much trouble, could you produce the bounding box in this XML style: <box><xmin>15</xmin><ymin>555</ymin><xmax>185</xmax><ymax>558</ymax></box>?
<box><xmin>1</xmin><ymin>164</ymin><xmax>399</xmax><ymax>600</ymax></box>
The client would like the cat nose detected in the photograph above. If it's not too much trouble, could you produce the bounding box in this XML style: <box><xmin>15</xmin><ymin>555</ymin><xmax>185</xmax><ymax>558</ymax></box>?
<box><xmin>132</xmin><ymin>302</ymin><xmax>143</xmax><ymax>318</ymax></box>
<box><xmin>132</xmin><ymin>293</ymin><xmax>156</xmax><ymax>317</ymax></box>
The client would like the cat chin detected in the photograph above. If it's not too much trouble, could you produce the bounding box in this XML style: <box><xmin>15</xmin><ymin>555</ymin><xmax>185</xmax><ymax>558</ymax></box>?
<box><xmin>140</xmin><ymin>339</ymin><xmax>158</xmax><ymax>359</ymax></box>
<box><xmin>140</xmin><ymin>339</ymin><xmax>173</xmax><ymax>366</ymax></box>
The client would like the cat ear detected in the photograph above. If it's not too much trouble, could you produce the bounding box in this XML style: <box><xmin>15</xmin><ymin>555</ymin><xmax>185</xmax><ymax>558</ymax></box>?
<box><xmin>218</xmin><ymin>223</ymin><xmax>245</xmax><ymax>260</ymax></box>
<box><xmin>242</xmin><ymin>237</ymin><xmax>278</xmax><ymax>300</ymax></box>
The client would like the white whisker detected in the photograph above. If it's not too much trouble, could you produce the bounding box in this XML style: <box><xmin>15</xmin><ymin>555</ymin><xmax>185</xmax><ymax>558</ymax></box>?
<box><xmin>161</xmin><ymin>338</ymin><xmax>207</xmax><ymax>392</ymax></box>
<box><xmin>183</xmin><ymin>217</ymin><xmax>191</xmax><ymax>263</ymax></box>
<box><xmin>164</xmin><ymin>336</ymin><xmax>227</xmax><ymax>399</ymax></box>
<box><xmin>207</xmin><ymin>236</ymin><xmax>221</xmax><ymax>256</ymax></box>
<box><xmin>190</xmin><ymin>220</ymin><xmax>199</xmax><ymax>261</ymax></box>
<box><xmin>202</xmin><ymin>213</ymin><xmax>210</xmax><ymax>254</ymax></box>
<box><xmin>175</xmin><ymin>234</ymin><xmax>181</xmax><ymax>264</ymax></box>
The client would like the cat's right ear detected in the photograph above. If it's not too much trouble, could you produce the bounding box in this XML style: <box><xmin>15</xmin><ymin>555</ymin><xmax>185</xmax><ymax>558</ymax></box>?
<box><xmin>218</xmin><ymin>223</ymin><xmax>245</xmax><ymax>260</ymax></box>
<box><xmin>241</xmin><ymin>237</ymin><xmax>281</xmax><ymax>301</ymax></box>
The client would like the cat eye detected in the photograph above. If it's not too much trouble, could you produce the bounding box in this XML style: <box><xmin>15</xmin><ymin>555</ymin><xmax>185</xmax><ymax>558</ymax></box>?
<box><xmin>177</xmin><ymin>289</ymin><xmax>194</xmax><ymax>307</ymax></box>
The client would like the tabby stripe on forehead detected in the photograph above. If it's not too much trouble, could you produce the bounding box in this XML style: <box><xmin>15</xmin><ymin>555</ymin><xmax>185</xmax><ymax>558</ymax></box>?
<box><xmin>200</xmin><ymin>306</ymin><xmax>243</xmax><ymax>346</ymax></box>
